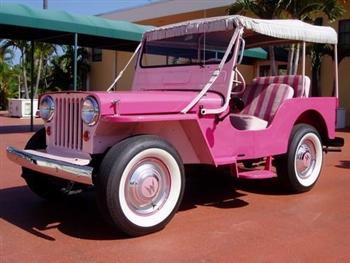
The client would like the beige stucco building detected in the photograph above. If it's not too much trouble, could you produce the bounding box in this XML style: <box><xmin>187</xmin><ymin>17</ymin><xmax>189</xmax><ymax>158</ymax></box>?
<box><xmin>89</xmin><ymin>0</ymin><xmax>350</xmax><ymax>127</ymax></box>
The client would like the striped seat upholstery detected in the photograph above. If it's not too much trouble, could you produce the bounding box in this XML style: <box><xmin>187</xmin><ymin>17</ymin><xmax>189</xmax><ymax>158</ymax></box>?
<box><xmin>230</xmin><ymin>76</ymin><xmax>304</xmax><ymax>130</ymax></box>
<box><xmin>241</xmin><ymin>83</ymin><xmax>294</xmax><ymax>122</ymax></box>
<box><xmin>252</xmin><ymin>75</ymin><xmax>310</xmax><ymax>97</ymax></box>
<box><xmin>230</xmin><ymin>83</ymin><xmax>294</xmax><ymax>130</ymax></box>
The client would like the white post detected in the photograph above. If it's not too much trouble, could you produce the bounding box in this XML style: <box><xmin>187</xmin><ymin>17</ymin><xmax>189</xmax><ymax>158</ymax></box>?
<box><xmin>18</xmin><ymin>75</ymin><xmax>21</xmax><ymax>99</ymax></box>
<box><xmin>302</xmin><ymin>41</ymin><xmax>306</xmax><ymax>96</ymax></box>
<box><xmin>334</xmin><ymin>45</ymin><xmax>339</xmax><ymax>98</ymax></box>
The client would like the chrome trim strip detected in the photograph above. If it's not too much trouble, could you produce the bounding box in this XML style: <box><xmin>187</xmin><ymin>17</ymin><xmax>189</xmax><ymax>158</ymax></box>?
<box><xmin>6</xmin><ymin>146</ymin><xmax>93</xmax><ymax>185</ymax></box>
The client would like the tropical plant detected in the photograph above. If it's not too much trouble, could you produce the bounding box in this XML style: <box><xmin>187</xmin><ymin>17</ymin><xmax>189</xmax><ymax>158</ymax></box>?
<box><xmin>3</xmin><ymin>40</ymin><xmax>32</xmax><ymax>99</ymax></box>
<box><xmin>309</xmin><ymin>43</ymin><xmax>333</xmax><ymax>96</ymax></box>
<box><xmin>0</xmin><ymin>42</ymin><xmax>14</xmax><ymax>63</ymax></box>
<box><xmin>283</xmin><ymin>0</ymin><xmax>345</xmax><ymax>76</ymax></box>
<box><xmin>228</xmin><ymin>0</ymin><xmax>346</xmax><ymax>96</ymax></box>
<box><xmin>47</xmin><ymin>45</ymin><xmax>90</xmax><ymax>91</ymax></box>
<box><xmin>33</xmin><ymin>42</ymin><xmax>57</xmax><ymax>97</ymax></box>
<box><xmin>0</xmin><ymin>42</ymin><xmax>19</xmax><ymax>109</ymax></box>
<box><xmin>284</xmin><ymin>0</ymin><xmax>344</xmax><ymax>21</ymax></box>
<box><xmin>228</xmin><ymin>0</ymin><xmax>288</xmax><ymax>75</ymax></box>
<box><xmin>2</xmin><ymin>40</ymin><xmax>58</xmax><ymax>99</ymax></box>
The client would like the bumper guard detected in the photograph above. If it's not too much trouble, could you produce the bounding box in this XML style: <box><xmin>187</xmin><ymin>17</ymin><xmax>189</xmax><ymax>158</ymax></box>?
<box><xmin>6</xmin><ymin>146</ymin><xmax>93</xmax><ymax>185</ymax></box>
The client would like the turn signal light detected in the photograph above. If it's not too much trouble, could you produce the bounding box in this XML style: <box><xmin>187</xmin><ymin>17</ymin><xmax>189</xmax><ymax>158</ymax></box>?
<box><xmin>83</xmin><ymin>130</ymin><xmax>90</xmax><ymax>142</ymax></box>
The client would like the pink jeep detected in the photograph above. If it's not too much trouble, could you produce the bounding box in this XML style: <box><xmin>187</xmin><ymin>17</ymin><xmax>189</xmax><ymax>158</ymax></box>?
<box><xmin>7</xmin><ymin>16</ymin><xmax>344</xmax><ymax>236</ymax></box>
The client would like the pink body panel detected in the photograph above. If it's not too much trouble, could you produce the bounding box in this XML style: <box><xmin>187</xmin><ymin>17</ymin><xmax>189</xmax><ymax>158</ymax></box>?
<box><xmin>91</xmin><ymin>118</ymin><xmax>211</xmax><ymax>164</ymax></box>
<box><xmin>90</xmin><ymin>90</ymin><xmax>223</xmax><ymax>115</ymax></box>
<box><xmin>45</xmin><ymin>93</ymin><xmax>90</xmax><ymax>159</ymax></box>
<box><xmin>93</xmin><ymin>95</ymin><xmax>336</xmax><ymax>165</ymax></box>
<box><xmin>43</xmin><ymin>90</ymin><xmax>221</xmax><ymax>156</ymax></box>
<box><xmin>196</xmin><ymin>97</ymin><xmax>336</xmax><ymax>165</ymax></box>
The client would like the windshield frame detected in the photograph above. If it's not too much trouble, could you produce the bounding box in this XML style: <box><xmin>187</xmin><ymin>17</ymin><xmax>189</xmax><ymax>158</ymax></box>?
<box><xmin>139</xmin><ymin>30</ymin><xmax>235</xmax><ymax>69</ymax></box>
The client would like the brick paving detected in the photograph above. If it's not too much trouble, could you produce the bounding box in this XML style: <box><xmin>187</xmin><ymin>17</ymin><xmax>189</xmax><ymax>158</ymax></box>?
<box><xmin>1</xmin><ymin>112</ymin><xmax>349</xmax><ymax>262</ymax></box>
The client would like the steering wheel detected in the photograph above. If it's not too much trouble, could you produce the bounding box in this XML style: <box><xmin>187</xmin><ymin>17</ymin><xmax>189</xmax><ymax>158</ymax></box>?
<box><xmin>230</xmin><ymin>96</ymin><xmax>244</xmax><ymax>113</ymax></box>
<box><xmin>231</xmin><ymin>68</ymin><xmax>246</xmax><ymax>96</ymax></box>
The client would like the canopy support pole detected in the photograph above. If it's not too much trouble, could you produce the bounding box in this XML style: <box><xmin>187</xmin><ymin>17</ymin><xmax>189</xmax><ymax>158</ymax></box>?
<box><xmin>73</xmin><ymin>33</ymin><xmax>78</xmax><ymax>91</ymax></box>
<box><xmin>334</xmin><ymin>45</ymin><xmax>339</xmax><ymax>98</ymax></box>
<box><xmin>302</xmin><ymin>42</ymin><xmax>306</xmax><ymax>97</ymax></box>
<box><xmin>30</xmin><ymin>40</ymin><xmax>35</xmax><ymax>132</ymax></box>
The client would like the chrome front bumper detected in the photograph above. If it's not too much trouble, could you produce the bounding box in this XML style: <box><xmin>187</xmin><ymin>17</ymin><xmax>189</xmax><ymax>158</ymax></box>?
<box><xmin>6</xmin><ymin>146</ymin><xmax>93</xmax><ymax>185</ymax></box>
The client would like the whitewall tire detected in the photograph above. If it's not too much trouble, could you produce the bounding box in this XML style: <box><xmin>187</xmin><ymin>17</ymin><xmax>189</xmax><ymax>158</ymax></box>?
<box><xmin>97</xmin><ymin>135</ymin><xmax>185</xmax><ymax>236</ymax></box>
<box><xmin>276</xmin><ymin>124</ymin><xmax>323</xmax><ymax>193</ymax></box>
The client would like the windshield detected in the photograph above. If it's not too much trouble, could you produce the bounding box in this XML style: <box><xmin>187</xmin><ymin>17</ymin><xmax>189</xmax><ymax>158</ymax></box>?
<box><xmin>141</xmin><ymin>30</ymin><xmax>234</xmax><ymax>68</ymax></box>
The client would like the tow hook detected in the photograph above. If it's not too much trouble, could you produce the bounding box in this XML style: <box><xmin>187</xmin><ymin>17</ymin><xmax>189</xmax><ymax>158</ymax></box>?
<box><xmin>323</xmin><ymin>137</ymin><xmax>344</xmax><ymax>153</ymax></box>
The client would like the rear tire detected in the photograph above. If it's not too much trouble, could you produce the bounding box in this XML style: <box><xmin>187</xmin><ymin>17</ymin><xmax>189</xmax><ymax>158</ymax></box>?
<box><xmin>97</xmin><ymin>135</ymin><xmax>185</xmax><ymax>236</ymax></box>
<box><xmin>276</xmin><ymin>124</ymin><xmax>323</xmax><ymax>193</ymax></box>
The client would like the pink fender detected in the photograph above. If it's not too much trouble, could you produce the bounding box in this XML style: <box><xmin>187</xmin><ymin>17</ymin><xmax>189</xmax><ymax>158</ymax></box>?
<box><xmin>196</xmin><ymin>97</ymin><xmax>337</xmax><ymax>165</ymax></box>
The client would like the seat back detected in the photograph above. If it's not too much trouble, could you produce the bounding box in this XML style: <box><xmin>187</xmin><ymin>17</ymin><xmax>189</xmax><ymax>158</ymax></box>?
<box><xmin>241</xmin><ymin>83</ymin><xmax>294</xmax><ymax>122</ymax></box>
<box><xmin>252</xmin><ymin>75</ymin><xmax>310</xmax><ymax>97</ymax></box>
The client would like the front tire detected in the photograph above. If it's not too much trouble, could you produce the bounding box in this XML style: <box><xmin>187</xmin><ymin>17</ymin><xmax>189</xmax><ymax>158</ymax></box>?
<box><xmin>23</xmin><ymin>128</ymin><xmax>81</xmax><ymax>200</ymax></box>
<box><xmin>276</xmin><ymin>124</ymin><xmax>323</xmax><ymax>193</ymax></box>
<box><xmin>97</xmin><ymin>135</ymin><xmax>185</xmax><ymax>236</ymax></box>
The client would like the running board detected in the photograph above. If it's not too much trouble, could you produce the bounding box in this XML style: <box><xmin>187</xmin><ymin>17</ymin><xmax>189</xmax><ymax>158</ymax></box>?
<box><xmin>232</xmin><ymin>156</ymin><xmax>277</xmax><ymax>179</ymax></box>
<box><xmin>237</xmin><ymin>170</ymin><xmax>277</xmax><ymax>179</ymax></box>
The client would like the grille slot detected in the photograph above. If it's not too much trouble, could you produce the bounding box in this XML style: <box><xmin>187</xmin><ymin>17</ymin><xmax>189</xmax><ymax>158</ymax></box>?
<box><xmin>54</xmin><ymin>96</ymin><xmax>83</xmax><ymax>150</ymax></box>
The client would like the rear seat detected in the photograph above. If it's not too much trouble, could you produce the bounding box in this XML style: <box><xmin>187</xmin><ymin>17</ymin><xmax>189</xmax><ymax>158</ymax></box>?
<box><xmin>231</xmin><ymin>83</ymin><xmax>294</xmax><ymax>130</ymax></box>
<box><xmin>252</xmin><ymin>75</ymin><xmax>310</xmax><ymax>97</ymax></box>
<box><xmin>230</xmin><ymin>75</ymin><xmax>309</xmax><ymax>130</ymax></box>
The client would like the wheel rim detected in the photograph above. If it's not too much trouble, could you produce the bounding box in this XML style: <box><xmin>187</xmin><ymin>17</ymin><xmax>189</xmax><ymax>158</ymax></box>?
<box><xmin>294</xmin><ymin>133</ymin><xmax>322</xmax><ymax>187</ymax></box>
<box><xmin>295</xmin><ymin>141</ymin><xmax>316</xmax><ymax>179</ymax></box>
<box><xmin>118</xmin><ymin>148</ymin><xmax>182</xmax><ymax>228</ymax></box>
<box><xmin>125</xmin><ymin>158</ymin><xmax>170</xmax><ymax>216</ymax></box>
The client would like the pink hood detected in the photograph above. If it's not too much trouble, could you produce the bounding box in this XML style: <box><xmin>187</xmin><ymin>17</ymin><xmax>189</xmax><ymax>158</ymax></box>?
<box><xmin>90</xmin><ymin>90</ymin><xmax>223</xmax><ymax>116</ymax></box>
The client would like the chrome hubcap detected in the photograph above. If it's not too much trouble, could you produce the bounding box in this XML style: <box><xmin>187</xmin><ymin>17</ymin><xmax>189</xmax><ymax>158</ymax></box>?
<box><xmin>295</xmin><ymin>139</ymin><xmax>316</xmax><ymax>179</ymax></box>
<box><xmin>125</xmin><ymin>158</ymin><xmax>170</xmax><ymax>216</ymax></box>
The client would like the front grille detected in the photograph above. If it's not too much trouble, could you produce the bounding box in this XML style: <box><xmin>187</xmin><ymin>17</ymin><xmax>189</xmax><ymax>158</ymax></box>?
<box><xmin>53</xmin><ymin>95</ymin><xmax>84</xmax><ymax>150</ymax></box>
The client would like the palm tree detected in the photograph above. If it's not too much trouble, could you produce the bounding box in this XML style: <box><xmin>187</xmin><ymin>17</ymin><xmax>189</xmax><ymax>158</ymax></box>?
<box><xmin>228</xmin><ymin>0</ymin><xmax>288</xmax><ymax>75</ymax></box>
<box><xmin>228</xmin><ymin>0</ymin><xmax>345</xmax><ymax>96</ymax></box>
<box><xmin>0</xmin><ymin>41</ymin><xmax>14</xmax><ymax>63</ymax></box>
<box><xmin>284</xmin><ymin>0</ymin><xmax>344</xmax><ymax>21</ymax></box>
<box><xmin>285</xmin><ymin>1</ymin><xmax>345</xmax><ymax>96</ymax></box>
<box><xmin>33</xmin><ymin>42</ymin><xmax>56</xmax><ymax>98</ymax></box>
<box><xmin>48</xmin><ymin>46</ymin><xmax>90</xmax><ymax>91</ymax></box>
<box><xmin>3</xmin><ymin>39</ymin><xmax>57</xmax><ymax>98</ymax></box>
<box><xmin>0</xmin><ymin>43</ymin><xmax>18</xmax><ymax>109</ymax></box>
<box><xmin>283</xmin><ymin>0</ymin><xmax>345</xmax><ymax>75</ymax></box>
<box><xmin>3</xmin><ymin>40</ymin><xmax>31</xmax><ymax>98</ymax></box>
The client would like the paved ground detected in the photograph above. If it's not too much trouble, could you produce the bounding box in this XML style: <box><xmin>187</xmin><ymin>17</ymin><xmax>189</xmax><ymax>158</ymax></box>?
<box><xmin>1</xmin><ymin>112</ymin><xmax>349</xmax><ymax>262</ymax></box>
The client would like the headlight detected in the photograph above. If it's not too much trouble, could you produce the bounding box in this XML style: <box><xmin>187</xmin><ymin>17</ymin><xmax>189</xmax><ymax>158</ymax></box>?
<box><xmin>81</xmin><ymin>96</ymin><xmax>99</xmax><ymax>126</ymax></box>
<box><xmin>39</xmin><ymin>96</ymin><xmax>55</xmax><ymax>121</ymax></box>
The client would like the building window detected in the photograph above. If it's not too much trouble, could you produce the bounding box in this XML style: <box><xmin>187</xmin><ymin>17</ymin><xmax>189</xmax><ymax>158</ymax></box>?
<box><xmin>92</xmin><ymin>48</ymin><xmax>102</xmax><ymax>62</ymax></box>
<box><xmin>339</xmin><ymin>19</ymin><xmax>350</xmax><ymax>46</ymax></box>
<box><xmin>257</xmin><ymin>63</ymin><xmax>287</xmax><ymax>77</ymax></box>
<box><xmin>259</xmin><ymin>65</ymin><xmax>270</xmax><ymax>77</ymax></box>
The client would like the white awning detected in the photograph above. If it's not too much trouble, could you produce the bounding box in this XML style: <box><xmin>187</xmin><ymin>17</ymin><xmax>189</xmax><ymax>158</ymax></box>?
<box><xmin>144</xmin><ymin>15</ymin><xmax>338</xmax><ymax>45</ymax></box>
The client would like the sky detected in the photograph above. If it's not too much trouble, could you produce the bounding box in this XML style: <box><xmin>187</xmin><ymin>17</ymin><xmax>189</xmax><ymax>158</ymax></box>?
<box><xmin>0</xmin><ymin>0</ymin><xmax>159</xmax><ymax>15</ymax></box>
